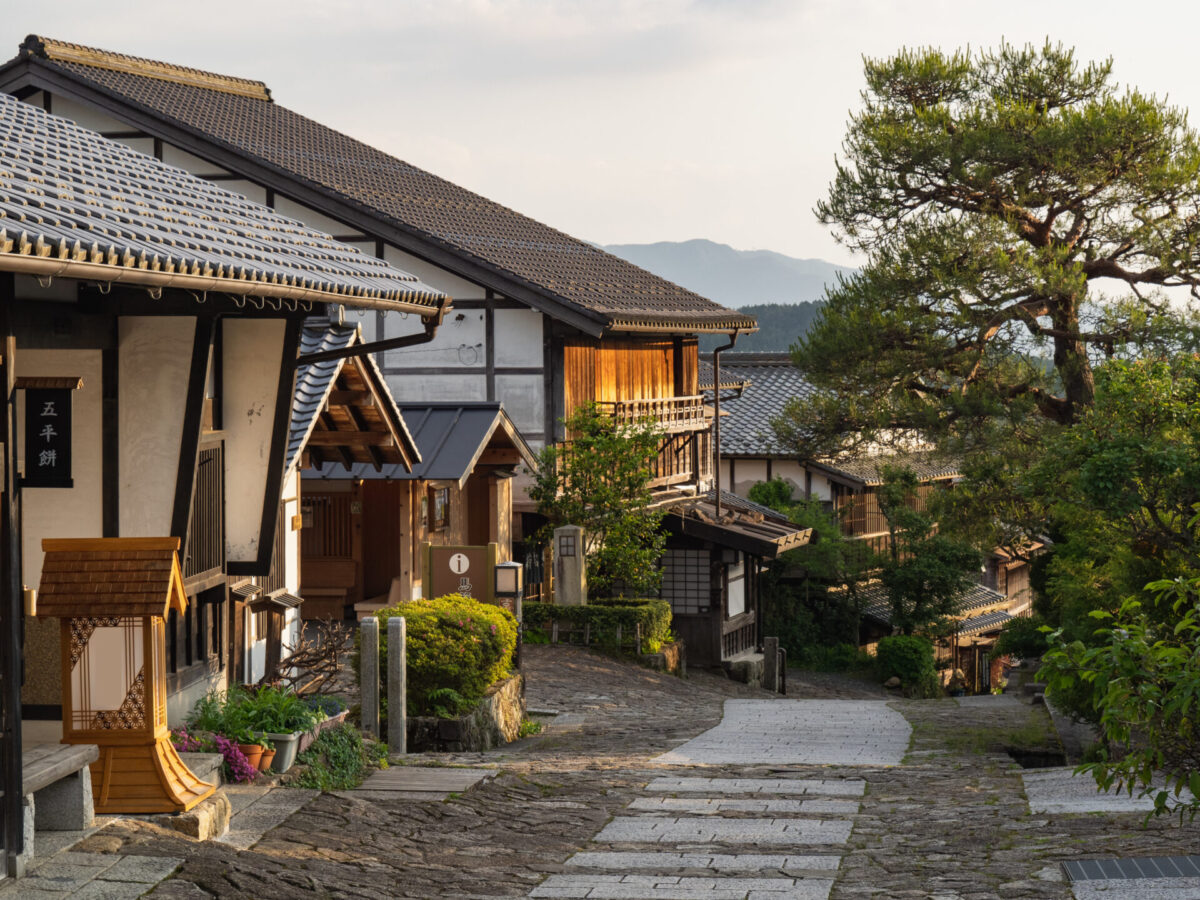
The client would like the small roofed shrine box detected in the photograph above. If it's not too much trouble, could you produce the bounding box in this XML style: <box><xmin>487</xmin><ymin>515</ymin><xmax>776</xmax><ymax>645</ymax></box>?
<box><xmin>37</xmin><ymin>538</ymin><xmax>216</xmax><ymax>814</ymax></box>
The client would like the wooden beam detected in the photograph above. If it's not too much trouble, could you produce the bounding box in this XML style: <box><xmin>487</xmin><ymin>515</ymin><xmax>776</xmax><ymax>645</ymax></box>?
<box><xmin>326</xmin><ymin>390</ymin><xmax>375</xmax><ymax>408</ymax></box>
<box><xmin>476</xmin><ymin>448</ymin><xmax>522</xmax><ymax>466</ymax></box>
<box><xmin>305</xmin><ymin>431</ymin><xmax>395</xmax><ymax>446</ymax></box>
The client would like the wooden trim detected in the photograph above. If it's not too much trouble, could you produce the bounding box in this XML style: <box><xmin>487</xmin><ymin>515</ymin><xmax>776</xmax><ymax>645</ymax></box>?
<box><xmin>171</xmin><ymin>317</ymin><xmax>216</xmax><ymax>546</ymax></box>
<box><xmin>13</xmin><ymin>376</ymin><xmax>83</xmax><ymax>390</ymax></box>
<box><xmin>102</xmin><ymin>329</ymin><xmax>119</xmax><ymax>536</ymax></box>
<box><xmin>304</xmin><ymin>431</ymin><xmax>394</xmax><ymax>446</ymax></box>
<box><xmin>378</xmin><ymin>365</ymin><xmax>543</xmax><ymax>376</ymax></box>
<box><xmin>228</xmin><ymin>316</ymin><xmax>304</xmax><ymax>577</ymax></box>
<box><xmin>42</xmin><ymin>536</ymin><xmax>180</xmax><ymax>552</ymax></box>
<box><xmin>485</xmin><ymin>291</ymin><xmax>496</xmax><ymax>402</ymax></box>
<box><xmin>442</xmin><ymin>298</ymin><xmax>523</xmax><ymax>310</ymax></box>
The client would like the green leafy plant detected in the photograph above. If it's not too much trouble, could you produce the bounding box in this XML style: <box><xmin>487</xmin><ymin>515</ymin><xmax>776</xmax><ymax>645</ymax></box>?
<box><xmin>528</xmin><ymin>402</ymin><xmax>667</xmax><ymax>597</ymax></box>
<box><xmin>993</xmin><ymin>616</ymin><xmax>1051</xmax><ymax>661</ymax></box>
<box><xmin>425</xmin><ymin>687</ymin><xmax>472</xmax><ymax>719</ymax></box>
<box><xmin>369</xmin><ymin>593</ymin><xmax>517</xmax><ymax>719</ymax></box>
<box><xmin>518</xmin><ymin>718</ymin><xmax>543</xmax><ymax>738</ymax></box>
<box><xmin>291</xmin><ymin>724</ymin><xmax>376</xmax><ymax>791</ymax></box>
<box><xmin>523</xmin><ymin>598</ymin><xmax>671</xmax><ymax>652</ymax></box>
<box><xmin>876</xmin><ymin>634</ymin><xmax>940</xmax><ymax>698</ymax></box>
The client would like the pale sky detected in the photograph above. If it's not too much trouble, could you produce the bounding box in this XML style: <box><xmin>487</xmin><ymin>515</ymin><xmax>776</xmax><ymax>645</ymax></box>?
<box><xmin>5</xmin><ymin>1</ymin><xmax>1200</xmax><ymax>267</ymax></box>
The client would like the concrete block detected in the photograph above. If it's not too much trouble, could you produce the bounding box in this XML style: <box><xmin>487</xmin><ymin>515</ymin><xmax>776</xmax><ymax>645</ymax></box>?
<box><xmin>160</xmin><ymin>792</ymin><xmax>231</xmax><ymax>840</ymax></box>
<box><xmin>12</xmin><ymin>792</ymin><xmax>35</xmax><ymax>876</ymax></box>
<box><xmin>387</xmin><ymin>616</ymin><xmax>406</xmax><ymax>755</ymax></box>
<box><xmin>34</xmin><ymin>766</ymin><xmax>94</xmax><ymax>831</ymax></box>
<box><xmin>361</xmin><ymin>617</ymin><xmax>380</xmax><ymax>739</ymax></box>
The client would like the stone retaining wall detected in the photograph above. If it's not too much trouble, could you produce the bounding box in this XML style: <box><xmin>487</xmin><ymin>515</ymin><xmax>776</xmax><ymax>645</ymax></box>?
<box><xmin>407</xmin><ymin>674</ymin><xmax>525</xmax><ymax>752</ymax></box>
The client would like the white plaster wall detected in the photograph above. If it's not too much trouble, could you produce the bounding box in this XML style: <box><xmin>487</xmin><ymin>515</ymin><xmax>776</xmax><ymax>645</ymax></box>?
<box><xmin>118</xmin><ymin>317</ymin><xmax>195</xmax><ymax>537</ymax></box>
<box><xmin>159</xmin><ymin>144</ymin><xmax>231</xmax><ymax>177</ymax></box>
<box><xmin>282</xmin><ymin>468</ymin><xmax>301</xmax><ymax>594</ymax></box>
<box><xmin>273</xmin><ymin>195</ymin><xmax>364</xmax><ymax>239</ymax></box>
<box><xmin>809</xmin><ymin>471</ymin><xmax>833</xmax><ymax>502</ymax></box>
<box><xmin>730</xmin><ymin>459</ymin><xmax>768</xmax><ymax>497</ymax></box>
<box><xmin>17</xmin><ymin>350</ymin><xmax>103</xmax><ymax>588</ymax></box>
<box><xmin>166</xmin><ymin>668</ymin><xmax>226</xmax><ymax>728</ymax></box>
<box><xmin>494</xmin><ymin>375</ymin><xmax>544</xmax><ymax>434</ymax></box>
<box><xmin>386</xmin><ymin>373</ymin><xmax>487</xmax><ymax>403</ymax></box>
<box><xmin>383</xmin><ymin>244</ymin><xmax>486</xmax><ymax>299</ymax></box>
<box><xmin>774</xmin><ymin>460</ymin><xmax>807</xmax><ymax>500</ymax></box>
<box><xmin>282</xmin><ymin>608</ymin><xmax>302</xmax><ymax>661</ymax></box>
<box><xmin>384</xmin><ymin>308</ymin><xmax>485</xmax><ymax>368</ymax></box>
<box><xmin>223</xmin><ymin>318</ymin><xmax>288</xmax><ymax>563</ymax></box>
<box><xmin>246</xmin><ymin>607</ymin><xmax>267</xmax><ymax>684</ymax></box>
<box><xmin>113</xmin><ymin>136</ymin><xmax>156</xmax><ymax>157</ymax></box>
<box><xmin>217</xmin><ymin>179</ymin><xmax>268</xmax><ymax>206</ymax></box>
<box><xmin>47</xmin><ymin>94</ymin><xmax>128</xmax><ymax>133</ymax></box>
<box><xmin>494</xmin><ymin>309</ymin><xmax>543</xmax><ymax>366</ymax></box>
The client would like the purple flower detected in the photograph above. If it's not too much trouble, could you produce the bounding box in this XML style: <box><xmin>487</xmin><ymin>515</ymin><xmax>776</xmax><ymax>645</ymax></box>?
<box><xmin>213</xmin><ymin>735</ymin><xmax>258</xmax><ymax>783</ymax></box>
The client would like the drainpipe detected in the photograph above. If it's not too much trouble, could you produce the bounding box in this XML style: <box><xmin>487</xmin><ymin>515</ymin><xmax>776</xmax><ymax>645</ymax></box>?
<box><xmin>712</xmin><ymin>331</ymin><xmax>739</xmax><ymax>519</ymax></box>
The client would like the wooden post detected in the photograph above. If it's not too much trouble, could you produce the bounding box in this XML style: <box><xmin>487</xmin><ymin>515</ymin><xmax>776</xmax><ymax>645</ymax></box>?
<box><xmin>387</xmin><ymin>617</ymin><xmax>406</xmax><ymax>756</ymax></box>
<box><xmin>551</xmin><ymin>621</ymin><xmax>559</xmax><ymax>644</ymax></box>
<box><xmin>763</xmin><ymin>636</ymin><xmax>780</xmax><ymax>694</ymax></box>
<box><xmin>360</xmin><ymin>618</ymin><xmax>379</xmax><ymax>739</ymax></box>
<box><xmin>636</xmin><ymin>623</ymin><xmax>642</xmax><ymax>655</ymax></box>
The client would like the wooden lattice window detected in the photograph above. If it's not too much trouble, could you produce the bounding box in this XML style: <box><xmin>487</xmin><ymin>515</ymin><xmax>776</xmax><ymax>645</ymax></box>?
<box><xmin>661</xmin><ymin>549</ymin><xmax>710</xmax><ymax>615</ymax></box>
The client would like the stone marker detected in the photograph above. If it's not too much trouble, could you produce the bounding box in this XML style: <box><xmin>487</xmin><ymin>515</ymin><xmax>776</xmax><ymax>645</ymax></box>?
<box><xmin>764</xmin><ymin>636</ymin><xmax>780</xmax><ymax>694</ymax></box>
<box><xmin>388</xmin><ymin>616</ymin><xmax>406</xmax><ymax>755</ymax></box>
<box><xmin>361</xmin><ymin>617</ymin><xmax>379</xmax><ymax>739</ymax></box>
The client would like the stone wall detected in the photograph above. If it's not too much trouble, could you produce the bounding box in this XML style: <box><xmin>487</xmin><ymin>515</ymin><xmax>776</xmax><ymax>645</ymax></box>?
<box><xmin>407</xmin><ymin>674</ymin><xmax>525</xmax><ymax>753</ymax></box>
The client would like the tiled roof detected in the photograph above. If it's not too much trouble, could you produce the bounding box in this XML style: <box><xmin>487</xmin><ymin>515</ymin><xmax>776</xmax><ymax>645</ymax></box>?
<box><xmin>0</xmin><ymin>92</ymin><xmax>447</xmax><ymax>312</ymax></box>
<box><xmin>700</xmin><ymin>353</ymin><xmax>814</xmax><ymax>456</ymax></box>
<box><xmin>37</xmin><ymin>537</ymin><xmax>188</xmax><ymax>619</ymax></box>
<box><xmin>11</xmin><ymin>36</ymin><xmax>756</xmax><ymax>336</ymax></box>
<box><xmin>858</xmin><ymin>580</ymin><xmax>1007</xmax><ymax>627</ymax></box>
<box><xmin>664</xmin><ymin>490</ymin><xmax>812</xmax><ymax>559</ymax></box>
<box><xmin>303</xmin><ymin>401</ymin><xmax>536</xmax><ymax>487</ymax></box>
<box><xmin>809</xmin><ymin>452</ymin><xmax>960</xmax><ymax>487</ymax></box>
<box><xmin>287</xmin><ymin>321</ymin><xmax>419</xmax><ymax>475</ymax></box>
<box><xmin>958</xmin><ymin>608</ymin><xmax>1013</xmax><ymax>637</ymax></box>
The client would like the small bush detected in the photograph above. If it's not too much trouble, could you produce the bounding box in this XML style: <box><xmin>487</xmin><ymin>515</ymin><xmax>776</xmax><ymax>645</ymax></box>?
<box><xmin>992</xmin><ymin>616</ymin><xmax>1050</xmax><ymax>661</ymax></box>
<box><xmin>372</xmin><ymin>594</ymin><xmax>517</xmax><ymax>718</ymax></box>
<box><xmin>876</xmin><ymin>635</ymin><xmax>938</xmax><ymax>696</ymax></box>
<box><xmin>794</xmin><ymin>642</ymin><xmax>874</xmax><ymax>672</ymax></box>
<box><xmin>523</xmin><ymin>598</ymin><xmax>671</xmax><ymax>650</ymax></box>
<box><xmin>291</xmin><ymin>723</ymin><xmax>376</xmax><ymax>790</ymax></box>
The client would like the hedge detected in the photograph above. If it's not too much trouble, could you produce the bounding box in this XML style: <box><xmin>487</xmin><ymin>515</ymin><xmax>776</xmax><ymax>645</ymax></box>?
<box><xmin>876</xmin><ymin>634</ymin><xmax>939</xmax><ymax>697</ymax></box>
<box><xmin>371</xmin><ymin>594</ymin><xmax>517</xmax><ymax>718</ymax></box>
<box><xmin>523</xmin><ymin>598</ymin><xmax>672</xmax><ymax>651</ymax></box>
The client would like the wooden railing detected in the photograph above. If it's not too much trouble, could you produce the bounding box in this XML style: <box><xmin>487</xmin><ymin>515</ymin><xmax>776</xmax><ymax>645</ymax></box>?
<box><xmin>184</xmin><ymin>443</ymin><xmax>224</xmax><ymax>581</ymax></box>
<box><xmin>598</xmin><ymin>395</ymin><xmax>708</xmax><ymax>434</ymax></box>
<box><xmin>721</xmin><ymin>613</ymin><xmax>757</xmax><ymax>658</ymax></box>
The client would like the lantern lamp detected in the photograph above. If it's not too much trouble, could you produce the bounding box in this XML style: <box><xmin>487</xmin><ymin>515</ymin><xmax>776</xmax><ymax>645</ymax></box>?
<box><xmin>493</xmin><ymin>560</ymin><xmax>523</xmax><ymax>600</ymax></box>
<box><xmin>37</xmin><ymin>538</ymin><xmax>216</xmax><ymax>814</ymax></box>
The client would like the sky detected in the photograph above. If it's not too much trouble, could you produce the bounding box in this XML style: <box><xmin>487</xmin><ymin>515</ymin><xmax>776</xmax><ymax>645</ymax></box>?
<box><xmin>5</xmin><ymin>0</ymin><xmax>1200</xmax><ymax>267</ymax></box>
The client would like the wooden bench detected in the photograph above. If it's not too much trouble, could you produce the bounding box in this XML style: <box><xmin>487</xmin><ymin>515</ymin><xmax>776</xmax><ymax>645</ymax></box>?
<box><xmin>14</xmin><ymin>743</ymin><xmax>99</xmax><ymax>874</ymax></box>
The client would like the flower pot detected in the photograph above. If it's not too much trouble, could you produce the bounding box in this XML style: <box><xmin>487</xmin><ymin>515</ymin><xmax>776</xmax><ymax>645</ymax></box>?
<box><xmin>237</xmin><ymin>743</ymin><xmax>264</xmax><ymax>770</ymax></box>
<box><xmin>265</xmin><ymin>731</ymin><xmax>302</xmax><ymax>773</ymax></box>
<box><xmin>257</xmin><ymin>747</ymin><xmax>276</xmax><ymax>773</ymax></box>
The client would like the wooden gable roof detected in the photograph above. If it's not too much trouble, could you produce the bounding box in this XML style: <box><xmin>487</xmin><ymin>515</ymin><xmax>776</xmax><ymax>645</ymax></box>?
<box><xmin>37</xmin><ymin>538</ymin><xmax>188</xmax><ymax>619</ymax></box>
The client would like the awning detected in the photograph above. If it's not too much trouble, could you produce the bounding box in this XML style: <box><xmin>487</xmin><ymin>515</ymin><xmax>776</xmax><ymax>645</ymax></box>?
<box><xmin>663</xmin><ymin>491</ymin><xmax>812</xmax><ymax>559</ymax></box>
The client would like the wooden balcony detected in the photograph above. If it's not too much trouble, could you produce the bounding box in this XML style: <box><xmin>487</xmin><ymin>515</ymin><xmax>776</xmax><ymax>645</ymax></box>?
<box><xmin>598</xmin><ymin>395</ymin><xmax>708</xmax><ymax>434</ymax></box>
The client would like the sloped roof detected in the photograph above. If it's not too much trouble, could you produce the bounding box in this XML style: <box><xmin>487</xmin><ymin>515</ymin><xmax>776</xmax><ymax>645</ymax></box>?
<box><xmin>6</xmin><ymin>36</ymin><xmax>756</xmax><ymax>336</ymax></box>
<box><xmin>37</xmin><ymin>537</ymin><xmax>188</xmax><ymax>618</ymax></box>
<box><xmin>287</xmin><ymin>321</ymin><xmax>419</xmax><ymax>475</ymax></box>
<box><xmin>858</xmin><ymin>580</ymin><xmax>1007</xmax><ymax>628</ymax></box>
<box><xmin>303</xmin><ymin>401</ymin><xmax>536</xmax><ymax>488</ymax></box>
<box><xmin>700</xmin><ymin>353</ymin><xmax>813</xmax><ymax>456</ymax></box>
<box><xmin>808</xmin><ymin>452</ymin><xmax>960</xmax><ymax>488</ymax></box>
<box><xmin>0</xmin><ymin>92</ymin><xmax>447</xmax><ymax>312</ymax></box>
<box><xmin>663</xmin><ymin>490</ymin><xmax>811</xmax><ymax>559</ymax></box>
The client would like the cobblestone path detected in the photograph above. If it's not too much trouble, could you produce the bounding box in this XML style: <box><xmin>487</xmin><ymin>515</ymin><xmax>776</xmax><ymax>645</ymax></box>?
<box><xmin>55</xmin><ymin>645</ymin><xmax>1197</xmax><ymax>899</ymax></box>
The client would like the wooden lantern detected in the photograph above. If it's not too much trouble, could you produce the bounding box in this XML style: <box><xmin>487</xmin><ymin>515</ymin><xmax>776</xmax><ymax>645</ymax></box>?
<box><xmin>37</xmin><ymin>538</ymin><xmax>216</xmax><ymax>814</ymax></box>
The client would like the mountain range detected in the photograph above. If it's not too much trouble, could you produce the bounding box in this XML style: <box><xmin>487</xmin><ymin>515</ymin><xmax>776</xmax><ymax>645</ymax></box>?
<box><xmin>603</xmin><ymin>239</ymin><xmax>853</xmax><ymax>351</ymax></box>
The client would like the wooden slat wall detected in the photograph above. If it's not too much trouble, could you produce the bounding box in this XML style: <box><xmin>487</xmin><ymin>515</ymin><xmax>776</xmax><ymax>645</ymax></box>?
<box><xmin>564</xmin><ymin>337</ymin><xmax>680</xmax><ymax>414</ymax></box>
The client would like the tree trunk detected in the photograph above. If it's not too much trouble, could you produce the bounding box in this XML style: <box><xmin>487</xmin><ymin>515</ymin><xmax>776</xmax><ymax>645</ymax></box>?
<box><xmin>1051</xmin><ymin>297</ymin><xmax>1096</xmax><ymax>423</ymax></box>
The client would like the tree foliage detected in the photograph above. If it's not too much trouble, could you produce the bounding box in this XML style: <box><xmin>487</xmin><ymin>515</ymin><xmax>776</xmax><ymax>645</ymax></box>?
<box><xmin>779</xmin><ymin>41</ymin><xmax>1200</xmax><ymax>462</ymax></box>
<box><xmin>875</xmin><ymin>468</ymin><xmax>982</xmax><ymax>635</ymax></box>
<box><xmin>528</xmin><ymin>402</ymin><xmax>666</xmax><ymax>598</ymax></box>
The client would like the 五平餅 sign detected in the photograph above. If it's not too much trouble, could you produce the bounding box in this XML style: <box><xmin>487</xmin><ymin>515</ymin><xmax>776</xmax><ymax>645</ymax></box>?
<box><xmin>24</xmin><ymin>388</ymin><xmax>72</xmax><ymax>488</ymax></box>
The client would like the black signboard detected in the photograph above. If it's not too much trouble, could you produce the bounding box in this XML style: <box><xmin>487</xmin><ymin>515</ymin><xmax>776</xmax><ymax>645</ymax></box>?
<box><xmin>24</xmin><ymin>388</ymin><xmax>72</xmax><ymax>488</ymax></box>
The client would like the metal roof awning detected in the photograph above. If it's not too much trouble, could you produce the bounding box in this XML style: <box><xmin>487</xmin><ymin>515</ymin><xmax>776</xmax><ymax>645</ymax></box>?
<box><xmin>663</xmin><ymin>492</ymin><xmax>812</xmax><ymax>559</ymax></box>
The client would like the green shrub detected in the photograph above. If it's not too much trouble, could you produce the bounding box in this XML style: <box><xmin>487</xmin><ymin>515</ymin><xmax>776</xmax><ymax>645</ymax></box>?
<box><xmin>992</xmin><ymin>616</ymin><xmax>1050</xmax><ymax>661</ymax></box>
<box><xmin>795</xmin><ymin>642</ymin><xmax>874</xmax><ymax>672</ymax></box>
<box><xmin>291</xmin><ymin>724</ymin><xmax>377</xmax><ymax>790</ymax></box>
<box><xmin>876</xmin><ymin>634</ymin><xmax>938</xmax><ymax>696</ymax></box>
<box><xmin>523</xmin><ymin>598</ymin><xmax>671</xmax><ymax>651</ymax></box>
<box><xmin>372</xmin><ymin>594</ymin><xmax>517</xmax><ymax>718</ymax></box>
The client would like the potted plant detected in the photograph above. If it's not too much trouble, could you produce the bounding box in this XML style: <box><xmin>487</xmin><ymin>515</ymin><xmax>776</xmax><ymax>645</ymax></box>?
<box><xmin>243</xmin><ymin>685</ymin><xmax>321</xmax><ymax>773</ymax></box>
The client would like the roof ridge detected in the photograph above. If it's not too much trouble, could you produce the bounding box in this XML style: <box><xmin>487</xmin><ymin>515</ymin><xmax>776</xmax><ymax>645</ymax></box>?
<box><xmin>22</xmin><ymin>35</ymin><xmax>271</xmax><ymax>101</ymax></box>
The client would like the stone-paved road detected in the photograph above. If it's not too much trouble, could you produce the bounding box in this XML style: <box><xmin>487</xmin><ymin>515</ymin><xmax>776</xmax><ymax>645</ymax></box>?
<box><xmin>64</xmin><ymin>645</ymin><xmax>1197</xmax><ymax>899</ymax></box>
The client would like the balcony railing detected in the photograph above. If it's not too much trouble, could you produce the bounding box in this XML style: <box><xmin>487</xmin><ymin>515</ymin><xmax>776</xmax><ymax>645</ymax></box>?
<box><xmin>598</xmin><ymin>395</ymin><xmax>708</xmax><ymax>434</ymax></box>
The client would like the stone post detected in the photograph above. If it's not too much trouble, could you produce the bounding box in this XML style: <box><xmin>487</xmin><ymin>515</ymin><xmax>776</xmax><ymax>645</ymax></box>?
<box><xmin>387</xmin><ymin>617</ymin><xmax>406</xmax><ymax>755</ymax></box>
<box><xmin>763</xmin><ymin>636</ymin><xmax>780</xmax><ymax>694</ymax></box>
<box><xmin>360</xmin><ymin>617</ymin><xmax>379</xmax><ymax>739</ymax></box>
<box><xmin>553</xmin><ymin>525</ymin><xmax>587</xmax><ymax>606</ymax></box>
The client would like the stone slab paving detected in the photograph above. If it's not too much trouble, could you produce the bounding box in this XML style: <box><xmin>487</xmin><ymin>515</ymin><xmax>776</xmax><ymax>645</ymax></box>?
<box><xmin>566</xmin><ymin>852</ymin><xmax>842</xmax><ymax>873</ymax></box>
<box><xmin>0</xmin><ymin>852</ymin><xmax>183</xmax><ymax>898</ymax></box>
<box><xmin>1070</xmin><ymin>877</ymin><xmax>1200</xmax><ymax>899</ymax></box>
<box><xmin>646</xmin><ymin>777</ymin><xmax>866</xmax><ymax>797</ymax></box>
<box><xmin>594</xmin><ymin>815</ymin><xmax>853</xmax><ymax>846</ymax></box>
<box><xmin>1023</xmin><ymin>768</ymin><xmax>1194</xmax><ymax>815</ymax></box>
<box><xmin>530</xmin><ymin>873</ymin><xmax>836</xmax><ymax>899</ymax></box>
<box><xmin>216</xmin><ymin>785</ymin><xmax>319</xmax><ymax>850</ymax></box>
<box><xmin>629</xmin><ymin>797</ymin><xmax>860</xmax><ymax>815</ymax></box>
<box><xmin>653</xmin><ymin>701</ymin><xmax>910</xmax><ymax>766</ymax></box>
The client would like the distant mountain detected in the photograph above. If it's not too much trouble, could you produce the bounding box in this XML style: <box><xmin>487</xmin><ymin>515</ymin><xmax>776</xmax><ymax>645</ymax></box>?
<box><xmin>696</xmin><ymin>303</ymin><xmax>823</xmax><ymax>353</ymax></box>
<box><xmin>603</xmin><ymin>239</ymin><xmax>853</xmax><ymax>309</ymax></box>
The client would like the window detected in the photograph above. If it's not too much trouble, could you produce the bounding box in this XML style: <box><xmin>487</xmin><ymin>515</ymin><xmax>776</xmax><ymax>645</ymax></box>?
<box><xmin>430</xmin><ymin>487</ymin><xmax>449</xmax><ymax>530</ymax></box>
<box><xmin>661</xmin><ymin>549</ymin><xmax>710</xmax><ymax>615</ymax></box>
<box><xmin>726</xmin><ymin>556</ymin><xmax>746</xmax><ymax>618</ymax></box>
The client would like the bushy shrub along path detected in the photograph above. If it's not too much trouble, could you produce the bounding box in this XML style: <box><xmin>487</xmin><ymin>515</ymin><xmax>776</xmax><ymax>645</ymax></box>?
<box><xmin>56</xmin><ymin>646</ymin><xmax>1198</xmax><ymax>899</ymax></box>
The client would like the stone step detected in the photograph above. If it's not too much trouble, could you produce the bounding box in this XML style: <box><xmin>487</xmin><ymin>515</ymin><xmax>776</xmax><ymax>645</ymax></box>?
<box><xmin>629</xmin><ymin>797</ymin><xmax>859</xmax><ymax>816</ymax></box>
<box><xmin>594</xmin><ymin>816</ymin><xmax>853</xmax><ymax>846</ymax></box>
<box><xmin>178</xmin><ymin>752</ymin><xmax>224</xmax><ymax>786</ymax></box>
<box><xmin>565</xmin><ymin>851</ymin><xmax>842</xmax><ymax>875</ymax></box>
<box><xmin>531</xmin><ymin>873</ymin><xmax>834</xmax><ymax>899</ymax></box>
<box><xmin>646</xmin><ymin>777</ymin><xmax>865</xmax><ymax>798</ymax></box>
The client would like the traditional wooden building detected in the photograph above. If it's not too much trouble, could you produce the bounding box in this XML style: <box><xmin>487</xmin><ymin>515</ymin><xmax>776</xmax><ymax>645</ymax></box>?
<box><xmin>0</xmin><ymin>92</ymin><xmax>446</xmax><ymax>874</ymax></box>
<box><xmin>289</xmin><ymin>323</ymin><xmax>537</xmax><ymax>615</ymax></box>
<box><xmin>0</xmin><ymin>36</ymin><xmax>755</xmax><ymax>533</ymax></box>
